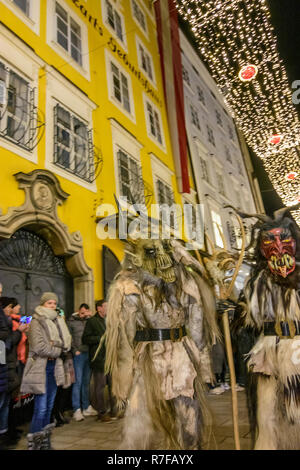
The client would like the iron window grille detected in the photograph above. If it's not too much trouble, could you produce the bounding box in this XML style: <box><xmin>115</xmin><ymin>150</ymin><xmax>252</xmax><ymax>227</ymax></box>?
<box><xmin>106</xmin><ymin>0</ymin><xmax>123</xmax><ymax>42</ymax></box>
<box><xmin>156</xmin><ymin>179</ymin><xmax>176</xmax><ymax>229</ymax></box>
<box><xmin>182</xmin><ymin>65</ymin><xmax>190</xmax><ymax>86</ymax></box>
<box><xmin>216</xmin><ymin>109</ymin><xmax>223</xmax><ymax>128</ymax></box>
<box><xmin>146</xmin><ymin>102</ymin><xmax>162</xmax><ymax>145</ymax></box>
<box><xmin>13</xmin><ymin>0</ymin><xmax>29</xmax><ymax>15</ymax></box>
<box><xmin>53</xmin><ymin>104</ymin><xmax>102</xmax><ymax>183</ymax></box>
<box><xmin>200</xmin><ymin>157</ymin><xmax>210</xmax><ymax>184</ymax></box>
<box><xmin>56</xmin><ymin>2</ymin><xmax>82</xmax><ymax>66</ymax></box>
<box><xmin>207</xmin><ymin>125</ymin><xmax>216</xmax><ymax>147</ymax></box>
<box><xmin>197</xmin><ymin>86</ymin><xmax>205</xmax><ymax>105</ymax></box>
<box><xmin>0</xmin><ymin>62</ymin><xmax>44</xmax><ymax>151</ymax></box>
<box><xmin>117</xmin><ymin>149</ymin><xmax>147</xmax><ymax>206</ymax></box>
<box><xmin>138</xmin><ymin>44</ymin><xmax>153</xmax><ymax>81</ymax></box>
<box><xmin>191</xmin><ymin>105</ymin><xmax>201</xmax><ymax>130</ymax></box>
<box><xmin>111</xmin><ymin>62</ymin><xmax>131</xmax><ymax>113</ymax></box>
<box><xmin>132</xmin><ymin>0</ymin><xmax>147</xmax><ymax>33</ymax></box>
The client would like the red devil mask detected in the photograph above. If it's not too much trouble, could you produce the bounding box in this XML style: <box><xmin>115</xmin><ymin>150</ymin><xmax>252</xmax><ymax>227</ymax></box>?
<box><xmin>260</xmin><ymin>227</ymin><xmax>296</xmax><ymax>278</ymax></box>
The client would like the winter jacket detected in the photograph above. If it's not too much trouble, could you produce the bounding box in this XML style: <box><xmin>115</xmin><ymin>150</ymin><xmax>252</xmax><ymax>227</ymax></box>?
<box><xmin>67</xmin><ymin>313</ymin><xmax>90</xmax><ymax>355</ymax></box>
<box><xmin>82</xmin><ymin>314</ymin><xmax>106</xmax><ymax>372</ymax></box>
<box><xmin>0</xmin><ymin>311</ymin><xmax>22</xmax><ymax>394</ymax></box>
<box><xmin>11</xmin><ymin>314</ymin><xmax>28</xmax><ymax>365</ymax></box>
<box><xmin>0</xmin><ymin>307</ymin><xmax>8</xmax><ymax>393</ymax></box>
<box><xmin>21</xmin><ymin>311</ymin><xmax>70</xmax><ymax>395</ymax></box>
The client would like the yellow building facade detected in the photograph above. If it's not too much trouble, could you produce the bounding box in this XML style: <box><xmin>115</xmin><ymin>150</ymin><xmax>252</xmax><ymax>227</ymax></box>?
<box><xmin>0</xmin><ymin>0</ymin><xmax>195</xmax><ymax>314</ymax></box>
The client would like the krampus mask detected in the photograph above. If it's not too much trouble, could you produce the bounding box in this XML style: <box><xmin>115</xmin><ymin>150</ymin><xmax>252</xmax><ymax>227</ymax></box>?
<box><xmin>225</xmin><ymin>203</ymin><xmax>300</xmax><ymax>280</ymax></box>
<box><xmin>127</xmin><ymin>238</ymin><xmax>176</xmax><ymax>283</ymax></box>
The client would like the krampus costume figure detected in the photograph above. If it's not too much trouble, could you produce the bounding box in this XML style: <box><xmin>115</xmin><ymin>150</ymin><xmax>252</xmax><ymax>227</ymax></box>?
<box><xmin>234</xmin><ymin>203</ymin><xmax>300</xmax><ymax>450</ymax></box>
<box><xmin>105</xmin><ymin>238</ymin><xmax>219</xmax><ymax>450</ymax></box>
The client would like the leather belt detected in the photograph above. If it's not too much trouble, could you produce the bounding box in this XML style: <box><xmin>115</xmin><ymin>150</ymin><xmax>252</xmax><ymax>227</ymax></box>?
<box><xmin>134</xmin><ymin>325</ymin><xmax>186</xmax><ymax>343</ymax></box>
<box><xmin>264</xmin><ymin>321</ymin><xmax>300</xmax><ymax>339</ymax></box>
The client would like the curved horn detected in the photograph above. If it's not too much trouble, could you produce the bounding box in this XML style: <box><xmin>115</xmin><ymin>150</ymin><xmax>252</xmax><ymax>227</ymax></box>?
<box><xmin>273</xmin><ymin>202</ymin><xmax>300</xmax><ymax>221</ymax></box>
<box><xmin>216</xmin><ymin>223</ymin><xmax>228</xmax><ymax>251</ymax></box>
<box><xmin>224</xmin><ymin>205</ymin><xmax>272</xmax><ymax>223</ymax></box>
<box><xmin>205</xmin><ymin>231</ymin><xmax>216</xmax><ymax>255</ymax></box>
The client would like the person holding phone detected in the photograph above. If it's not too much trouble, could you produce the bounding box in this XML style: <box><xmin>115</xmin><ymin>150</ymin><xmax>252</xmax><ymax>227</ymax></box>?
<box><xmin>0</xmin><ymin>297</ymin><xmax>27</xmax><ymax>449</ymax></box>
<box><xmin>20</xmin><ymin>292</ymin><xmax>71</xmax><ymax>450</ymax></box>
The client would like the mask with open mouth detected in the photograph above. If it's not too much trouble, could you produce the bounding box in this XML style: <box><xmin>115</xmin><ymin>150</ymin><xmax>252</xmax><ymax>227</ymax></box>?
<box><xmin>260</xmin><ymin>227</ymin><xmax>296</xmax><ymax>278</ymax></box>
<box><xmin>128</xmin><ymin>239</ymin><xmax>176</xmax><ymax>283</ymax></box>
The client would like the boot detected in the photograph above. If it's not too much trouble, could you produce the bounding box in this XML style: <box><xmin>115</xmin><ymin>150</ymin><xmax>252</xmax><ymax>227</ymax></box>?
<box><xmin>0</xmin><ymin>432</ymin><xmax>9</xmax><ymax>450</ymax></box>
<box><xmin>40</xmin><ymin>423</ymin><xmax>55</xmax><ymax>450</ymax></box>
<box><xmin>27</xmin><ymin>431</ymin><xmax>44</xmax><ymax>450</ymax></box>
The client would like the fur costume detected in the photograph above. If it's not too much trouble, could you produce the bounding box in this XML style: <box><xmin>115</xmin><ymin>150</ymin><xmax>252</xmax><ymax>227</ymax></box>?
<box><xmin>234</xmin><ymin>204</ymin><xmax>300</xmax><ymax>450</ymax></box>
<box><xmin>105</xmin><ymin>239</ymin><xmax>219</xmax><ymax>450</ymax></box>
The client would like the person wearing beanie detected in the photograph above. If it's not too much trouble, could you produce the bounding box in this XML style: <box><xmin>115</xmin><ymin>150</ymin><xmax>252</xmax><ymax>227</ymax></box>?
<box><xmin>20</xmin><ymin>292</ymin><xmax>71</xmax><ymax>450</ymax></box>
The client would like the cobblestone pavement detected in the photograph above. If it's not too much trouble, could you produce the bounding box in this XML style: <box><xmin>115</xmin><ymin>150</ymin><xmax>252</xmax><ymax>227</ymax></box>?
<box><xmin>12</xmin><ymin>389</ymin><xmax>251</xmax><ymax>451</ymax></box>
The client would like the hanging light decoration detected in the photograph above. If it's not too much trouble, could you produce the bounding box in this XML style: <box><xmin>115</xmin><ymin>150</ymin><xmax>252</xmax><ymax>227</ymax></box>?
<box><xmin>239</xmin><ymin>64</ymin><xmax>258</xmax><ymax>82</ymax></box>
<box><xmin>285</xmin><ymin>172</ymin><xmax>298</xmax><ymax>182</ymax></box>
<box><xmin>175</xmin><ymin>0</ymin><xmax>300</xmax><ymax>223</ymax></box>
<box><xmin>269</xmin><ymin>134</ymin><xmax>283</xmax><ymax>146</ymax></box>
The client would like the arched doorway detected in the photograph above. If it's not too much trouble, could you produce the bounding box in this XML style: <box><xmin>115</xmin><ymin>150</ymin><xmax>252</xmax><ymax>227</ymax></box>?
<box><xmin>0</xmin><ymin>229</ymin><xmax>74</xmax><ymax>316</ymax></box>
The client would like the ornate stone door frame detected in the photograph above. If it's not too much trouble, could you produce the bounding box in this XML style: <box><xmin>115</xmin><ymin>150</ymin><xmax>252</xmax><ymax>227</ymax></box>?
<box><xmin>0</xmin><ymin>169</ymin><xmax>94</xmax><ymax>309</ymax></box>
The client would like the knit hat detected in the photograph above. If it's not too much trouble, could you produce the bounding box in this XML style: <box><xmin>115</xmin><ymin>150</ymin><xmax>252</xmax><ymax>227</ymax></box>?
<box><xmin>39</xmin><ymin>292</ymin><xmax>58</xmax><ymax>306</ymax></box>
<box><xmin>0</xmin><ymin>296</ymin><xmax>13</xmax><ymax>309</ymax></box>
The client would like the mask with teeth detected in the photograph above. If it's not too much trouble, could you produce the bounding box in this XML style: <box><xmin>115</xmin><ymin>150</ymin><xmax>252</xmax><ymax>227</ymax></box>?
<box><xmin>126</xmin><ymin>239</ymin><xmax>176</xmax><ymax>283</ymax></box>
<box><xmin>260</xmin><ymin>227</ymin><xmax>296</xmax><ymax>278</ymax></box>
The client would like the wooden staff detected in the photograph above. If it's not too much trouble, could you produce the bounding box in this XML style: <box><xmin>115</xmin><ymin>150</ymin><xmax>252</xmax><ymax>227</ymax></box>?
<box><xmin>221</xmin><ymin>214</ymin><xmax>245</xmax><ymax>451</ymax></box>
<box><xmin>199</xmin><ymin>215</ymin><xmax>246</xmax><ymax>450</ymax></box>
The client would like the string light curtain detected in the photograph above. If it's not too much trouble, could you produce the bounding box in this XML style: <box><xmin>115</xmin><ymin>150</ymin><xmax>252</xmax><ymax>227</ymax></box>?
<box><xmin>175</xmin><ymin>0</ymin><xmax>300</xmax><ymax>221</ymax></box>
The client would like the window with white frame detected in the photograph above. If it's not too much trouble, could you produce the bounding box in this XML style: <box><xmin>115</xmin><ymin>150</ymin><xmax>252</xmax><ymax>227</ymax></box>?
<box><xmin>207</xmin><ymin>125</ymin><xmax>215</xmax><ymax>147</ymax></box>
<box><xmin>137</xmin><ymin>41</ymin><xmax>154</xmax><ymax>82</ymax></box>
<box><xmin>145</xmin><ymin>99</ymin><xmax>163</xmax><ymax>146</ymax></box>
<box><xmin>197</xmin><ymin>86</ymin><xmax>205</xmax><ymax>106</ymax></box>
<box><xmin>211</xmin><ymin>210</ymin><xmax>224</xmax><ymax>248</ymax></box>
<box><xmin>182</xmin><ymin>65</ymin><xmax>190</xmax><ymax>87</ymax></box>
<box><xmin>0</xmin><ymin>61</ymin><xmax>33</xmax><ymax>150</ymax></box>
<box><xmin>117</xmin><ymin>148</ymin><xmax>145</xmax><ymax>205</ymax></box>
<box><xmin>13</xmin><ymin>0</ymin><xmax>29</xmax><ymax>15</ymax></box>
<box><xmin>235</xmin><ymin>188</ymin><xmax>241</xmax><ymax>208</ymax></box>
<box><xmin>105</xmin><ymin>0</ymin><xmax>124</xmax><ymax>42</ymax></box>
<box><xmin>228</xmin><ymin>124</ymin><xmax>234</xmax><ymax>141</ymax></box>
<box><xmin>217</xmin><ymin>172</ymin><xmax>226</xmax><ymax>197</ymax></box>
<box><xmin>1</xmin><ymin>0</ymin><xmax>40</xmax><ymax>34</ymax></box>
<box><xmin>225</xmin><ymin>146</ymin><xmax>232</xmax><ymax>164</ymax></box>
<box><xmin>156</xmin><ymin>178</ymin><xmax>175</xmax><ymax>228</ymax></box>
<box><xmin>110</xmin><ymin>61</ymin><xmax>131</xmax><ymax>113</ymax></box>
<box><xmin>190</xmin><ymin>105</ymin><xmax>201</xmax><ymax>130</ymax></box>
<box><xmin>54</xmin><ymin>103</ymin><xmax>95</xmax><ymax>183</ymax></box>
<box><xmin>216</xmin><ymin>109</ymin><xmax>223</xmax><ymax>128</ymax></box>
<box><xmin>132</xmin><ymin>0</ymin><xmax>147</xmax><ymax>34</ymax></box>
<box><xmin>55</xmin><ymin>2</ymin><xmax>82</xmax><ymax>66</ymax></box>
<box><xmin>237</xmin><ymin>159</ymin><xmax>243</xmax><ymax>176</ymax></box>
<box><xmin>200</xmin><ymin>157</ymin><xmax>210</xmax><ymax>184</ymax></box>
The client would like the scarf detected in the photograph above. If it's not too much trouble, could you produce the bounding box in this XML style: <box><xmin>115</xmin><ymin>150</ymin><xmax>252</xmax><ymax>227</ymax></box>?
<box><xmin>34</xmin><ymin>306</ymin><xmax>71</xmax><ymax>351</ymax></box>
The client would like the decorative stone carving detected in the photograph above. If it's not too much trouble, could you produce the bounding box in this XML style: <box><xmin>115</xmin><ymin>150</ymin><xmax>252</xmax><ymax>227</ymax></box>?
<box><xmin>0</xmin><ymin>169</ymin><xmax>94</xmax><ymax>308</ymax></box>
<box><xmin>32</xmin><ymin>182</ymin><xmax>54</xmax><ymax>211</ymax></box>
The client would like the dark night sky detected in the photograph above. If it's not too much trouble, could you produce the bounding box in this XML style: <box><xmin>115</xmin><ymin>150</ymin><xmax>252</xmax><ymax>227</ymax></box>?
<box><xmin>247</xmin><ymin>0</ymin><xmax>300</xmax><ymax>215</ymax></box>
<box><xmin>180</xmin><ymin>0</ymin><xmax>300</xmax><ymax>216</ymax></box>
